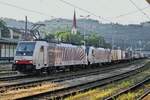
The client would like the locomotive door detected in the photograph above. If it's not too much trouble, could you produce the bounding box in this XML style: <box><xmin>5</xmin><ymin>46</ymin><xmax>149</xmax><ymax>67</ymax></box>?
<box><xmin>38</xmin><ymin>46</ymin><xmax>44</xmax><ymax>67</ymax></box>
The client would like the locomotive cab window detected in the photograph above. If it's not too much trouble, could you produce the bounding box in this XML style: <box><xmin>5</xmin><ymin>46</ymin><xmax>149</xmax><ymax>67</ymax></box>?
<box><xmin>16</xmin><ymin>42</ymin><xmax>36</xmax><ymax>56</ymax></box>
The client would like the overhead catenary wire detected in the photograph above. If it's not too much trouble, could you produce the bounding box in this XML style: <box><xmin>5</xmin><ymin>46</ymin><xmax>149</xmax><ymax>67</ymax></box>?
<box><xmin>0</xmin><ymin>0</ymin><xmax>149</xmax><ymax>23</ymax></box>
<box><xmin>128</xmin><ymin>0</ymin><xmax>150</xmax><ymax>20</ymax></box>
<box><xmin>58</xmin><ymin>0</ymin><xmax>112</xmax><ymax>23</ymax></box>
<box><xmin>0</xmin><ymin>0</ymin><xmax>111</xmax><ymax>23</ymax></box>
<box><xmin>0</xmin><ymin>0</ymin><xmax>53</xmax><ymax>18</ymax></box>
<box><xmin>59</xmin><ymin>0</ymin><xmax>150</xmax><ymax>23</ymax></box>
<box><xmin>113</xmin><ymin>6</ymin><xmax>150</xmax><ymax>19</ymax></box>
<box><xmin>0</xmin><ymin>0</ymin><xmax>112</xmax><ymax>23</ymax></box>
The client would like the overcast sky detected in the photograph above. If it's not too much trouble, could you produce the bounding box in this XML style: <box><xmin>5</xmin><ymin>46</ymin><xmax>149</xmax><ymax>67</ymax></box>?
<box><xmin>0</xmin><ymin>0</ymin><xmax>149</xmax><ymax>24</ymax></box>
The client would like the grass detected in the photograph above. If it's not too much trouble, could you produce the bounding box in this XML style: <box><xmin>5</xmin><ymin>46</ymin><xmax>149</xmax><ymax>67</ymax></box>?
<box><xmin>117</xmin><ymin>89</ymin><xmax>144</xmax><ymax>100</ymax></box>
<box><xmin>116</xmin><ymin>82</ymin><xmax>150</xmax><ymax>100</ymax></box>
<box><xmin>66</xmin><ymin>81</ymin><xmax>135</xmax><ymax>100</ymax></box>
<box><xmin>65</xmin><ymin>62</ymin><xmax>150</xmax><ymax>100</ymax></box>
<box><xmin>0</xmin><ymin>82</ymin><xmax>64</xmax><ymax>100</ymax></box>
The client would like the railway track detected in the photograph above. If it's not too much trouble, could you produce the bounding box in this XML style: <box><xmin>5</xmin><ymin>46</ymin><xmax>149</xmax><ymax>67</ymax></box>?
<box><xmin>0</xmin><ymin>71</ymin><xmax>18</xmax><ymax>77</ymax></box>
<box><xmin>4</xmin><ymin>62</ymin><xmax>146</xmax><ymax>100</ymax></box>
<box><xmin>0</xmin><ymin>60</ymin><xmax>145</xmax><ymax>89</ymax></box>
<box><xmin>28</xmin><ymin>66</ymin><xmax>146</xmax><ymax>100</ymax></box>
<box><xmin>0</xmin><ymin>59</ymin><xmax>144</xmax><ymax>82</ymax></box>
<box><xmin>138</xmin><ymin>90</ymin><xmax>150</xmax><ymax>100</ymax></box>
<box><xmin>104</xmin><ymin>77</ymin><xmax>150</xmax><ymax>100</ymax></box>
<box><xmin>0</xmin><ymin>60</ymin><xmax>147</xmax><ymax>100</ymax></box>
<box><xmin>0</xmin><ymin>73</ymin><xmax>29</xmax><ymax>81</ymax></box>
<box><xmin>0</xmin><ymin>62</ymin><xmax>143</xmax><ymax>92</ymax></box>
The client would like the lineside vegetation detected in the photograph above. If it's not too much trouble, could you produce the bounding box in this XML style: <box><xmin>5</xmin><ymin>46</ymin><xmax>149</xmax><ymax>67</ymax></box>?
<box><xmin>65</xmin><ymin>62</ymin><xmax>150</xmax><ymax>100</ymax></box>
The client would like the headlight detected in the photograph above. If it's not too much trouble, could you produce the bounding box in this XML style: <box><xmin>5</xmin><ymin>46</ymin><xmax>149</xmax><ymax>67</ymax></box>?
<box><xmin>29</xmin><ymin>60</ymin><xmax>33</xmax><ymax>63</ymax></box>
<box><xmin>15</xmin><ymin>60</ymin><xmax>19</xmax><ymax>63</ymax></box>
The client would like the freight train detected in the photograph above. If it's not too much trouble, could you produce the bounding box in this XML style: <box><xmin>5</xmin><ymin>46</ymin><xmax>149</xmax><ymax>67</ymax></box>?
<box><xmin>12</xmin><ymin>40</ymin><xmax>144</xmax><ymax>73</ymax></box>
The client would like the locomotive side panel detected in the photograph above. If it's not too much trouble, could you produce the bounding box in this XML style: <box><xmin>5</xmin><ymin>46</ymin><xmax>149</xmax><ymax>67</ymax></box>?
<box><xmin>48</xmin><ymin>44</ymin><xmax>87</xmax><ymax>67</ymax></box>
<box><xmin>111</xmin><ymin>50</ymin><xmax>117</xmax><ymax>61</ymax></box>
<box><xmin>117</xmin><ymin>50</ymin><xmax>122</xmax><ymax>60</ymax></box>
<box><xmin>105</xmin><ymin>49</ymin><xmax>111</xmax><ymax>62</ymax></box>
<box><xmin>93</xmin><ymin>48</ymin><xmax>106</xmax><ymax>63</ymax></box>
<box><xmin>88</xmin><ymin>48</ymin><xmax>111</xmax><ymax>64</ymax></box>
<box><xmin>111</xmin><ymin>50</ymin><xmax>122</xmax><ymax>61</ymax></box>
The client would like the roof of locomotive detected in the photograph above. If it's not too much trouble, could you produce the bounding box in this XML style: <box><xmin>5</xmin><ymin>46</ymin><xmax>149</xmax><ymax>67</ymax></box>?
<box><xmin>18</xmin><ymin>41</ymin><xmax>36</xmax><ymax>44</ymax></box>
<box><xmin>18</xmin><ymin>41</ymin><xmax>111</xmax><ymax>50</ymax></box>
<box><xmin>56</xmin><ymin>43</ymin><xmax>85</xmax><ymax>48</ymax></box>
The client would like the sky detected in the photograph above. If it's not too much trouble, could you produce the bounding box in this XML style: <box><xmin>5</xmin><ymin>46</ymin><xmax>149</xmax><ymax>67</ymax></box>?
<box><xmin>0</xmin><ymin>0</ymin><xmax>150</xmax><ymax>24</ymax></box>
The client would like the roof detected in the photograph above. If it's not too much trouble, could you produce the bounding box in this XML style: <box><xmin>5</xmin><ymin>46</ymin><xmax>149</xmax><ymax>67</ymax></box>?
<box><xmin>0</xmin><ymin>38</ymin><xmax>18</xmax><ymax>44</ymax></box>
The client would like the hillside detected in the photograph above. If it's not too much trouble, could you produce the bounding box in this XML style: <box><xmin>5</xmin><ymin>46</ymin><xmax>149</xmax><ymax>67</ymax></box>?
<box><xmin>1</xmin><ymin>17</ymin><xmax>150</xmax><ymax>50</ymax></box>
<box><xmin>1</xmin><ymin>18</ymin><xmax>33</xmax><ymax>29</ymax></box>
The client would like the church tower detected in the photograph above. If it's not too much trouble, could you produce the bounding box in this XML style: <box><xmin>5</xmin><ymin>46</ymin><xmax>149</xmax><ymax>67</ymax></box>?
<box><xmin>71</xmin><ymin>10</ymin><xmax>77</xmax><ymax>34</ymax></box>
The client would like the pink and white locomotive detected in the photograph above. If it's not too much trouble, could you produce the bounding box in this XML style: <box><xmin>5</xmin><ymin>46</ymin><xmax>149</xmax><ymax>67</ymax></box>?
<box><xmin>13</xmin><ymin>40</ymin><xmax>87</xmax><ymax>73</ymax></box>
<box><xmin>12</xmin><ymin>40</ymin><xmax>142</xmax><ymax>73</ymax></box>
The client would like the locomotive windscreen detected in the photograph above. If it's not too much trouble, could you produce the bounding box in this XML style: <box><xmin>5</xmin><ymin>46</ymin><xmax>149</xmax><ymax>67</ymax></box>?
<box><xmin>16</xmin><ymin>42</ymin><xmax>36</xmax><ymax>56</ymax></box>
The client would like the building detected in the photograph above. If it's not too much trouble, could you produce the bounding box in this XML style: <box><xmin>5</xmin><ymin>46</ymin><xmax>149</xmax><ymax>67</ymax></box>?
<box><xmin>0</xmin><ymin>27</ymin><xmax>22</xmax><ymax>61</ymax></box>
<box><xmin>0</xmin><ymin>27</ymin><xmax>22</xmax><ymax>41</ymax></box>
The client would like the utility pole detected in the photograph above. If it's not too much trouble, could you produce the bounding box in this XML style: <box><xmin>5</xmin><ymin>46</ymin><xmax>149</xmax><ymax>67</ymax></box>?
<box><xmin>80</xmin><ymin>15</ymin><xmax>90</xmax><ymax>46</ymax></box>
<box><xmin>25</xmin><ymin>16</ymin><xmax>27</xmax><ymax>40</ymax></box>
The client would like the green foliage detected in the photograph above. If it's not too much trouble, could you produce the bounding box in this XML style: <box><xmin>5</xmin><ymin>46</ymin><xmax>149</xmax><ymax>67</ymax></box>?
<box><xmin>55</xmin><ymin>31</ymin><xmax>83</xmax><ymax>45</ymax></box>
<box><xmin>85</xmin><ymin>33</ymin><xmax>101</xmax><ymax>47</ymax></box>
<box><xmin>0</xmin><ymin>20</ymin><xmax>6</xmax><ymax>28</ymax></box>
<box><xmin>85</xmin><ymin>33</ymin><xmax>111</xmax><ymax>48</ymax></box>
<box><xmin>44</xmin><ymin>33</ymin><xmax>55</xmax><ymax>42</ymax></box>
<box><xmin>70</xmin><ymin>32</ymin><xmax>83</xmax><ymax>45</ymax></box>
<box><xmin>55</xmin><ymin>31</ymin><xmax>69</xmax><ymax>42</ymax></box>
<box><xmin>45</xmin><ymin>29</ymin><xmax>111</xmax><ymax>48</ymax></box>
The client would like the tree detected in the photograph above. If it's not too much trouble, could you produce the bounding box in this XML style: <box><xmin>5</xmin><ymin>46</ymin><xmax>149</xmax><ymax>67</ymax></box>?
<box><xmin>49</xmin><ymin>30</ymin><xmax>111</xmax><ymax>48</ymax></box>
<box><xmin>55</xmin><ymin>31</ymin><xmax>70</xmax><ymax>43</ymax></box>
<box><xmin>85</xmin><ymin>33</ymin><xmax>111</xmax><ymax>48</ymax></box>
<box><xmin>0</xmin><ymin>20</ymin><xmax>6</xmax><ymax>28</ymax></box>
<box><xmin>70</xmin><ymin>32</ymin><xmax>83</xmax><ymax>45</ymax></box>
<box><xmin>55</xmin><ymin>31</ymin><xmax>83</xmax><ymax>44</ymax></box>
<box><xmin>44</xmin><ymin>33</ymin><xmax>55</xmax><ymax>42</ymax></box>
<box><xmin>85</xmin><ymin>33</ymin><xmax>102</xmax><ymax>47</ymax></box>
